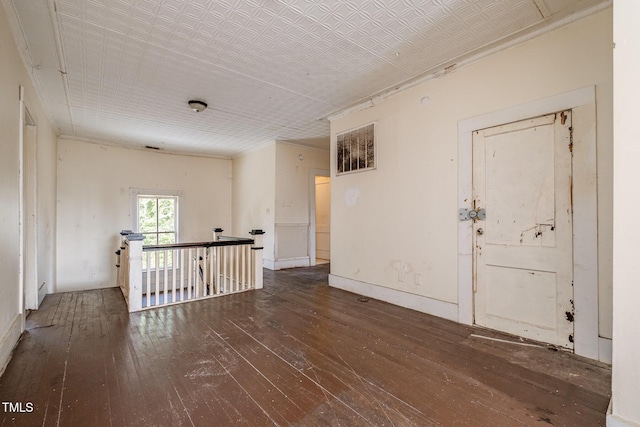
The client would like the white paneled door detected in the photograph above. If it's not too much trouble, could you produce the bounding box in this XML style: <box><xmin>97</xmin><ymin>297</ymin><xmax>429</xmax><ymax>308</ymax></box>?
<box><xmin>473</xmin><ymin>112</ymin><xmax>574</xmax><ymax>349</ymax></box>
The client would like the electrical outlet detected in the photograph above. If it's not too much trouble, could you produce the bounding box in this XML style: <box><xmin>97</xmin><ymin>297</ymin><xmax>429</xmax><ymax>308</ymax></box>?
<box><xmin>90</xmin><ymin>273</ymin><xmax>96</xmax><ymax>280</ymax></box>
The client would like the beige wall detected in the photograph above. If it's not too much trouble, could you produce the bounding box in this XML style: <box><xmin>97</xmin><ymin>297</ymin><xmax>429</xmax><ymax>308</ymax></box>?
<box><xmin>275</xmin><ymin>142</ymin><xmax>330</xmax><ymax>224</ymax></box>
<box><xmin>232</xmin><ymin>142</ymin><xmax>330</xmax><ymax>269</ymax></box>
<box><xmin>56</xmin><ymin>139</ymin><xmax>232</xmax><ymax>292</ymax></box>
<box><xmin>273</xmin><ymin>142</ymin><xmax>330</xmax><ymax>269</ymax></box>
<box><xmin>232</xmin><ymin>143</ymin><xmax>277</xmax><ymax>263</ymax></box>
<box><xmin>330</xmin><ymin>10</ymin><xmax>612</xmax><ymax>336</ymax></box>
<box><xmin>0</xmin><ymin>3</ymin><xmax>58</xmax><ymax>371</ymax></box>
<box><xmin>610</xmin><ymin>1</ymin><xmax>640</xmax><ymax>426</ymax></box>
<box><xmin>36</xmin><ymin>124</ymin><xmax>58</xmax><ymax>299</ymax></box>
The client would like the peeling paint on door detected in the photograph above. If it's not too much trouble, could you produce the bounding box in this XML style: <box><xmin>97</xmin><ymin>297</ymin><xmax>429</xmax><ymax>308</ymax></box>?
<box><xmin>473</xmin><ymin>112</ymin><xmax>574</xmax><ymax>349</ymax></box>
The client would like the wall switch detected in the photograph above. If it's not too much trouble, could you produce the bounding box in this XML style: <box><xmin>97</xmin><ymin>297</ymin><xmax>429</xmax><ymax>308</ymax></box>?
<box><xmin>415</xmin><ymin>273</ymin><xmax>422</xmax><ymax>285</ymax></box>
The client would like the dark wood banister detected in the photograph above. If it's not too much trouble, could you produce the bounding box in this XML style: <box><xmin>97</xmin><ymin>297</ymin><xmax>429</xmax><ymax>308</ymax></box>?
<box><xmin>143</xmin><ymin>237</ymin><xmax>254</xmax><ymax>252</ymax></box>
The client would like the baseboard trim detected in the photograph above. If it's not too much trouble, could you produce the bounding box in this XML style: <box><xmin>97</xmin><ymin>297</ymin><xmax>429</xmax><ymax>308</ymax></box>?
<box><xmin>0</xmin><ymin>315</ymin><xmax>22</xmax><ymax>376</ymax></box>
<box><xmin>607</xmin><ymin>400</ymin><xmax>640</xmax><ymax>427</ymax></box>
<box><xmin>274</xmin><ymin>257</ymin><xmax>310</xmax><ymax>270</ymax></box>
<box><xmin>264</xmin><ymin>259</ymin><xmax>276</xmax><ymax>271</ymax></box>
<box><xmin>599</xmin><ymin>337</ymin><xmax>612</xmax><ymax>364</ymax></box>
<box><xmin>329</xmin><ymin>274</ymin><xmax>458</xmax><ymax>322</ymax></box>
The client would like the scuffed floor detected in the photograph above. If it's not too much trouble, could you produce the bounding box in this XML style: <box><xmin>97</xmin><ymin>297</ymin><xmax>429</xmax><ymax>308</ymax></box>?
<box><xmin>0</xmin><ymin>264</ymin><xmax>610</xmax><ymax>426</ymax></box>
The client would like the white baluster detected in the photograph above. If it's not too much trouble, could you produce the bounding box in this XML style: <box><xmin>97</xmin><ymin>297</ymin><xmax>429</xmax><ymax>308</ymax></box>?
<box><xmin>171</xmin><ymin>249</ymin><xmax>177</xmax><ymax>303</ymax></box>
<box><xmin>250</xmin><ymin>230</ymin><xmax>265</xmax><ymax>290</ymax></box>
<box><xmin>127</xmin><ymin>234</ymin><xmax>144</xmax><ymax>312</ymax></box>
<box><xmin>187</xmin><ymin>248</ymin><xmax>194</xmax><ymax>300</ymax></box>
<box><xmin>179</xmin><ymin>248</ymin><xmax>185</xmax><ymax>302</ymax></box>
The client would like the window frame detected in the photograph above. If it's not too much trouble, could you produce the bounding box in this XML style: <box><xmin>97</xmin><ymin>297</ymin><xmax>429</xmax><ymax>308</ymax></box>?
<box><xmin>335</xmin><ymin>122</ymin><xmax>377</xmax><ymax>176</ymax></box>
<box><xmin>130</xmin><ymin>188</ymin><xmax>181</xmax><ymax>245</ymax></box>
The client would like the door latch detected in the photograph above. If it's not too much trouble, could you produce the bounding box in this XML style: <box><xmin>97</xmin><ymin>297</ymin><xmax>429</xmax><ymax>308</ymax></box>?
<box><xmin>459</xmin><ymin>208</ymin><xmax>486</xmax><ymax>221</ymax></box>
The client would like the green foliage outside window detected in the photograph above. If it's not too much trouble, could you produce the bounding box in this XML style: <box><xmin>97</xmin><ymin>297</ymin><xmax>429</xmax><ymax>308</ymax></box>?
<box><xmin>138</xmin><ymin>196</ymin><xmax>177</xmax><ymax>269</ymax></box>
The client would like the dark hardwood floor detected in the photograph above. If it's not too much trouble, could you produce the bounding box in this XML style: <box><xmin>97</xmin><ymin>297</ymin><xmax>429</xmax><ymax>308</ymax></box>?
<box><xmin>0</xmin><ymin>264</ymin><xmax>611</xmax><ymax>426</ymax></box>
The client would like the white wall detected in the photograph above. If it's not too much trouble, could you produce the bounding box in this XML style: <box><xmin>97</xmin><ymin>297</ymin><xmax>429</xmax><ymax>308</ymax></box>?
<box><xmin>273</xmin><ymin>142</ymin><xmax>330</xmax><ymax>269</ymax></box>
<box><xmin>0</xmin><ymin>2</ymin><xmax>57</xmax><ymax>372</ymax></box>
<box><xmin>609</xmin><ymin>2</ymin><xmax>640</xmax><ymax>426</ymax></box>
<box><xmin>36</xmin><ymin>110</ymin><xmax>58</xmax><ymax>302</ymax></box>
<box><xmin>275</xmin><ymin>143</ymin><xmax>330</xmax><ymax>224</ymax></box>
<box><xmin>56</xmin><ymin>139</ymin><xmax>232</xmax><ymax>292</ymax></box>
<box><xmin>330</xmin><ymin>10</ymin><xmax>612</xmax><ymax>336</ymax></box>
<box><xmin>232</xmin><ymin>142</ymin><xmax>330</xmax><ymax>270</ymax></box>
<box><xmin>232</xmin><ymin>143</ymin><xmax>277</xmax><ymax>263</ymax></box>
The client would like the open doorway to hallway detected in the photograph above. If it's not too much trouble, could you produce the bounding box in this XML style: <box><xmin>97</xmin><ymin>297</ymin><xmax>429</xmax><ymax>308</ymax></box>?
<box><xmin>314</xmin><ymin>176</ymin><xmax>330</xmax><ymax>265</ymax></box>
<box><xmin>309</xmin><ymin>170</ymin><xmax>330</xmax><ymax>267</ymax></box>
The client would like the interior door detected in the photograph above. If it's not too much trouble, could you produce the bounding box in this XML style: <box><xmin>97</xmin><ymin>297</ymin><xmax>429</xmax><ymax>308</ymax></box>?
<box><xmin>473</xmin><ymin>111</ymin><xmax>574</xmax><ymax>349</ymax></box>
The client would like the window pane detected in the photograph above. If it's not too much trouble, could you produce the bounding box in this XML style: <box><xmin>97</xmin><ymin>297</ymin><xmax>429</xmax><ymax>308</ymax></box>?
<box><xmin>143</xmin><ymin>233</ymin><xmax>157</xmax><ymax>245</ymax></box>
<box><xmin>158</xmin><ymin>232</ymin><xmax>175</xmax><ymax>245</ymax></box>
<box><xmin>138</xmin><ymin>198</ymin><xmax>158</xmax><ymax>233</ymax></box>
<box><xmin>137</xmin><ymin>194</ymin><xmax>178</xmax><ymax>251</ymax></box>
<box><xmin>158</xmin><ymin>198</ymin><xmax>175</xmax><ymax>232</ymax></box>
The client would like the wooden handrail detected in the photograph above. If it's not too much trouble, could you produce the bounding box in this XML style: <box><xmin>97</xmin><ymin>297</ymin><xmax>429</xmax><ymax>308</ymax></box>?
<box><xmin>143</xmin><ymin>237</ymin><xmax>254</xmax><ymax>252</ymax></box>
<box><xmin>118</xmin><ymin>229</ymin><xmax>264</xmax><ymax>312</ymax></box>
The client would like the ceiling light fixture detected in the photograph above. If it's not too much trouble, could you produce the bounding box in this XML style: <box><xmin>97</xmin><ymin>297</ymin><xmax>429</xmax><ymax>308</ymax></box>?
<box><xmin>188</xmin><ymin>99</ymin><xmax>208</xmax><ymax>112</ymax></box>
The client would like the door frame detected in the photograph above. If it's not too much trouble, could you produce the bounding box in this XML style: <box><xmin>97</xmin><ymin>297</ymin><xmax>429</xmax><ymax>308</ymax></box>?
<box><xmin>457</xmin><ymin>86</ymin><xmax>601</xmax><ymax>360</ymax></box>
<box><xmin>19</xmin><ymin>86</ymin><xmax>39</xmax><ymax>319</ymax></box>
<box><xmin>309</xmin><ymin>168</ymin><xmax>330</xmax><ymax>267</ymax></box>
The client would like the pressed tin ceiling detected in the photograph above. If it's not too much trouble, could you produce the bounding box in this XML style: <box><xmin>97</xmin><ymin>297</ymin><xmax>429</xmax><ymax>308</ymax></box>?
<box><xmin>5</xmin><ymin>0</ymin><xmax>608</xmax><ymax>157</ymax></box>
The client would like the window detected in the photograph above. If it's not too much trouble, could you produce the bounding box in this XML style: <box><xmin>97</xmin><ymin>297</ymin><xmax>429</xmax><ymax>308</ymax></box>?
<box><xmin>131</xmin><ymin>189</ymin><xmax>181</xmax><ymax>271</ymax></box>
<box><xmin>137</xmin><ymin>195</ymin><xmax>178</xmax><ymax>246</ymax></box>
<box><xmin>336</xmin><ymin>122</ymin><xmax>376</xmax><ymax>175</ymax></box>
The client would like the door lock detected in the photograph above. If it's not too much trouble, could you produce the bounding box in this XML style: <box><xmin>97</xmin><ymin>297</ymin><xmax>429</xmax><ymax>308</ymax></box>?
<box><xmin>477</xmin><ymin>228</ymin><xmax>484</xmax><ymax>235</ymax></box>
<box><xmin>459</xmin><ymin>208</ymin><xmax>486</xmax><ymax>221</ymax></box>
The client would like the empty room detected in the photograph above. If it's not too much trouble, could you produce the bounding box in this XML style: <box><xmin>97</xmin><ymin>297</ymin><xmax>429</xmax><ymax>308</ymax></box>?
<box><xmin>0</xmin><ymin>1</ymin><xmax>638</xmax><ymax>426</ymax></box>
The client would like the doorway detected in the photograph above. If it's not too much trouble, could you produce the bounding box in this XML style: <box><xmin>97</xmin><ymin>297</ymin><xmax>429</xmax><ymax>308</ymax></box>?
<box><xmin>309</xmin><ymin>169</ymin><xmax>330</xmax><ymax>267</ymax></box>
<box><xmin>315</xmin><ymin>176</ymin><xmax>331</xmax><ymax>265</ymax></box>
<box><xmin>457</xmin><ymin>86</ymin><xmax>602</xmax><ymax>360</ymax></box>
<box><xmin>472</xmin><ymin>112</ymin><xmax>574</xmax><ymax>348</ymax></box>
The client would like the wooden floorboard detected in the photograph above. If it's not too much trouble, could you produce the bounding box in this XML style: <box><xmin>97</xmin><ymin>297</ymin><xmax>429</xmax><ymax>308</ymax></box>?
<box><xmin>0</xmin><ymin>264</ymin><xmax>610</xmax><ymax>426</ymax></box>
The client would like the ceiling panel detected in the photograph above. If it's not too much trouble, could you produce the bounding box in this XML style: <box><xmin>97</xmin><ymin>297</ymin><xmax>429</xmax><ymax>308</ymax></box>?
<box><xmin>6</xmin><ymin>0</ymin><xmax>608</xmax><ymax>157</ymax></box>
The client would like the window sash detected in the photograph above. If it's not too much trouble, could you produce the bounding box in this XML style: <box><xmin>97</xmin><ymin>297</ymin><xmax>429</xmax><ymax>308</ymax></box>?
<box><xmin>135</xmin><ymin>194</ymin><xmax>179</xmax><ymax>270</ymax></box>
